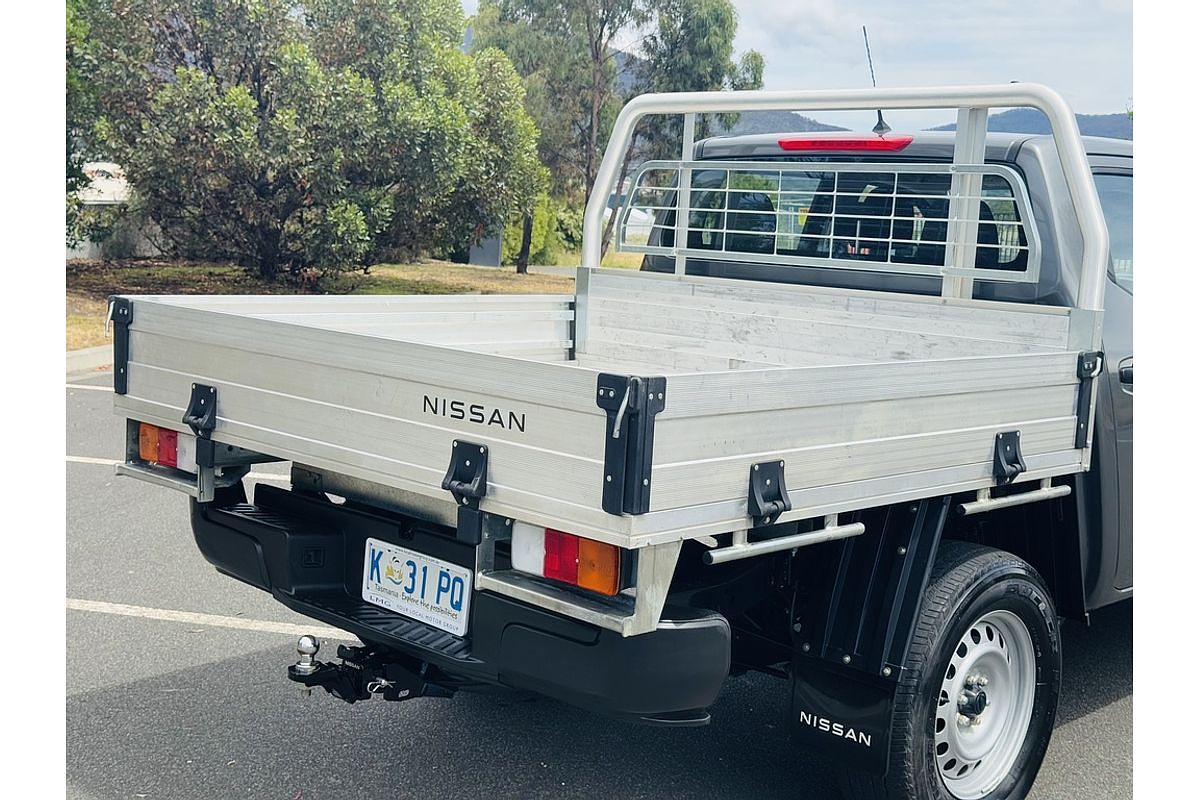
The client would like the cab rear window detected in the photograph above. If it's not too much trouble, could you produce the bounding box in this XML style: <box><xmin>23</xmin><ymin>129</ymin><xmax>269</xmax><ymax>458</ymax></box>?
<box><xmin>658</xmin><ymin>167</ymin><xmax>1028</xmax><ymax>271</ymax></box>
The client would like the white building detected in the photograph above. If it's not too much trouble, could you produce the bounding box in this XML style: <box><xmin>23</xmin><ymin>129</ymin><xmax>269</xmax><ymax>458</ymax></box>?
<box><xmin>67</xmin><ymin>162</ymin><xmax>159</xmax><ymax>260</ymax></box>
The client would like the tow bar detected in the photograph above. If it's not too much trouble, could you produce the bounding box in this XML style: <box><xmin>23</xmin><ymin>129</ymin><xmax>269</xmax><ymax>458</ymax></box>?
<box><xmin>287</xmin><ymin>636</ymin><xmax>454</xmax><ymax>704</ymax></box>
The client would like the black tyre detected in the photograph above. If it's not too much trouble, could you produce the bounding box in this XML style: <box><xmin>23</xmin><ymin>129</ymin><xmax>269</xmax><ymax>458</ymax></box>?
<box><xmin>841</xmin><ymin>541</ymin><xmax>1062</xmax><ymax>800</ymax></box>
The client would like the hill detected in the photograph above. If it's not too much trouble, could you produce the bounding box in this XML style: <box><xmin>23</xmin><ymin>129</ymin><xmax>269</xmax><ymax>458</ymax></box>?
<box><xmin>929</xmin><ymin>108</ymin><xmax>1132</xmax><ymax>139</ymax></box>
<box><xmin>716</xmin><ymin>109</ymin><xmax>847</xmax><ymax>136</ymax></box>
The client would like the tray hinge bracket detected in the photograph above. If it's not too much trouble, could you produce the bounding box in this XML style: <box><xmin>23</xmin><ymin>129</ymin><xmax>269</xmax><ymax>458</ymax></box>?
<box><xmin>992</xmin><ymin>430</ymin><xmax>1026</xmax><ymax>485</ymax></box>
<box><xmin>108</xmin><ymin>296</ymin><xmax>133</xmax><ymax>394</ymax></box>
<box><xmin>182</xmin><ymin>383</ymin><xmax>218</xmax><ymax>472</ymax></box>
<box><xmin>1074</xmin><ymin>350</ymin><xmax>1104</xmax><ymax>449</ymax></box>
<box><xmin>442</xmin><ymin>440</ymin><xmax>489</xmax><ymax>545</ymax></box>
<box><xmin>748</xmin><ymin>460</ymin><xmax>791</xmax><ymax>527</ymax></box>
<box><xmin>596</xmin><ymin>373</ymin><xmax>667</xmax><ymax>516</ymax></box>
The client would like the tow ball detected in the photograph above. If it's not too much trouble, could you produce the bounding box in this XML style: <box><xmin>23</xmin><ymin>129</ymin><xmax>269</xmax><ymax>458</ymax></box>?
<box><xmin>287</xmin><ymin>636</ymin><xmax>453</xmax><ymax>705</ymax></box>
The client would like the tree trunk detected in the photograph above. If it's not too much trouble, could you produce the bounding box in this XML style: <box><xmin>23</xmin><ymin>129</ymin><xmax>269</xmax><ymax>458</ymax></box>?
<box><xmin>586</xmin><ymin>79</ymin><xmax>600</xmax><ymax>199</ymax></box>
<box><xmin>600</xmin><ymin>133</ymin><xmax>640</xmax><ymax>260</ymax></box>
<box><xmin>257</xmin><ymin>226</ymin><xmax>281</xmax><ymax>281</ymax></box>
<box><xmin>516</xmin><ymin>213</ymin><xmax>534</xmax><ymax>274</ymax></box>
<box><xmin>584</xmin><ymin>33</ymin><xmax>603</xmax><ymax>200</ymax></box>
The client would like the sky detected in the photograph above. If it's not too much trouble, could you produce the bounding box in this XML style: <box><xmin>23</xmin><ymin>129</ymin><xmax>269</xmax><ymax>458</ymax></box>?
<box><xmin>459</xmin><ymin>0</ymin><xmax>1132</xmax><ymax>132</ymax></box>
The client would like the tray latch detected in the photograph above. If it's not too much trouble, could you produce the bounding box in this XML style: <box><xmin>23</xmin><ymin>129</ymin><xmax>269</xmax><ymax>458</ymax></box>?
<box><xmin>1074</xmin><ymin>350</ymin><xmax>1104</xmax><ymax>448</ymax></box>
<box><xmin>183</xmin><ymin>383</ymin><xmax>217</xmax><ymax>437</ymax></box>
<box><xmin>596</xmin><ymin>373</ymin><xmax>667</xmax><ymax>516</ymax></box>
<box><xmin>442</xmin><ymin>440</ymin><xmax>489</xmax><ymax>545</ymax></box>
<box><xmin>748</xmin><ymin>460</ymin><xmax>791</xmax><ymax>527</ymax></box>
<box><xmin>182</xmin><ymin>383</ymin><xmax>218</xmax><ymax>471</ymax></box>
<box><xmin>108</xmin><ymin>296</ymin><xmax>133</xmax><ymax>394</ymax></box>
<box><xmin>992</xmin><ymin>430</ymin><xmax>1026</xmax><ymax>485</ymax></box>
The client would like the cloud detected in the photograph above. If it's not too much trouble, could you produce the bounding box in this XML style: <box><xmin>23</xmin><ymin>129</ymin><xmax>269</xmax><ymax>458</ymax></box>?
<box><xmin>459</xmin><ymin>0</ymin><xmax>1130</xmax><ymax>131</ymax></box>
<box><xmin>729</xmin><ymin>0</ymin><xmax>1131</xmax><ymax>129</ymax></box>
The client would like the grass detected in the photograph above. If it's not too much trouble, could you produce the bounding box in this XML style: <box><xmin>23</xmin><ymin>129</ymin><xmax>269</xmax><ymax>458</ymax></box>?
<box><xmin>555</xmin><ymin>248</ymin><xmax>644</xmax><ymax>270</ymax></box>
<box><xmin>66</xmin><ymin>258</ymin><xmax>575</xmax><ymax>351</ymax></box>
<box><xmin>600</xmin><ymin>249</ymin><xmax>644</xmax><ymax>269</ymax></box>
<box><xmin>356</xmin><ymin>262</ymin><xmax>574</xmax><ymax>295</ymax></box>
<box><xmin>66</xmin><ymin>293</ymin><xmax>112</xmax><ymax>351</ymax></box>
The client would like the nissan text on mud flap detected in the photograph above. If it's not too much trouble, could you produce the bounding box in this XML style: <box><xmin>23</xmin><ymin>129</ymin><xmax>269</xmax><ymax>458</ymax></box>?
<box><xmin>111</xmin><ymin>84</ymin><xmax>1132</xmax><ymax>800</ymax></box>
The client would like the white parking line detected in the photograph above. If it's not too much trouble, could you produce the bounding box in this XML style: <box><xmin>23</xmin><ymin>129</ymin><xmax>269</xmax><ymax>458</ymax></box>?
<box><xmin>66</xmin><ymin>598</ymin><xmax>354</xmax><ymax>640</ymax></box>
<box><xmin>66</xmin><ymin>383</ymin><xmax>112</xmax><ymax>392</ymax></box>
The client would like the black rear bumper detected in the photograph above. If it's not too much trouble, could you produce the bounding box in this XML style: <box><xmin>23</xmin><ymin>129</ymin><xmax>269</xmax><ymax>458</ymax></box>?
<box><xmin>190</xmin><ymin>484</ymin><xmax>730</xmax><ymax>722</ymax></box>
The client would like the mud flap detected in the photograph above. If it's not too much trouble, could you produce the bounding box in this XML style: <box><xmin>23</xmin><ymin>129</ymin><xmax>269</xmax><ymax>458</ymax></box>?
<box><xmin>791</xmin><ymin>660</ymin><xmax>895</xmax><ymax>774</ymax></box>
<box><xmin>788</xmin><ymin>497</ymin><xmax>951</xmax><ymax>775</ymax></box>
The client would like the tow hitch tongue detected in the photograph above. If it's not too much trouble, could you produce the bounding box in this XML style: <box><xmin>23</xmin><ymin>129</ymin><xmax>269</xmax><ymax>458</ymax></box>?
<box><xmin>287</xmin><ymin>636</ymin><xmax>453</xmax><ymax>704</ymax></box>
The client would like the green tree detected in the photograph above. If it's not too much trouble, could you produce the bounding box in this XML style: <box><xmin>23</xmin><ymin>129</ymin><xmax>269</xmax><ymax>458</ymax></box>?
<box><xmin>430</xmin><ymin>48</ymin><xmax>548</xmax><ymax>263</ymax></box>
<box><xmin>476</xmin><ymin>0</ymin><xmax>763</xmax><ymax>261</ymax></box>
<box><xmin>66</xmin><ymin>0</ymin><xmax>102</xmax><ymax>246</ymax></box>
<box><xmin>474</xmin><ymin>0</ymin><xmax>650</xmax><ymax>269</ymax></box>
<box><xmin>475</xmin><ymin>0</ymin><xmax>651</xmax><ymax>199</ymax></box>
<box><xmin>86</xmin><ymin>0</ymin><xmax>543</xmax><ymax>280</ymax></box>
<box><xmin>634</xmin><ymin>0</ymin><xmax>763</xmax><ymax>156</ymax></box>
<box><xmin>599</xmin><ymin>0</ymin><xmax>764</xmax><ymax>253</ymax></box>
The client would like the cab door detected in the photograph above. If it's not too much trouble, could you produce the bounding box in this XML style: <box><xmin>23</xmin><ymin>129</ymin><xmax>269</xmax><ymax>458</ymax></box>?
<box><xmin>1092</xmin><ymin>165</ymin><xmax>1133</xmax><ymax>591</ymax></box>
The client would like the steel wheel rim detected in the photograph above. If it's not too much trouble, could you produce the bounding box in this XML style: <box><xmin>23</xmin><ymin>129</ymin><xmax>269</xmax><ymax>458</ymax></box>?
<box><xmin>933</xmin><ymin>609</ymin><xmax>1036</xmax><ymax>798</ymax></box>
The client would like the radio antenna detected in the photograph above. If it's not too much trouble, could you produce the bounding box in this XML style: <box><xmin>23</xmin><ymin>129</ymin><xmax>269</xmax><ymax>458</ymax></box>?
<box><xmin>862</xmin><ymin>26</ymin><xmax>891</xmax><ymax>135</ymax></box>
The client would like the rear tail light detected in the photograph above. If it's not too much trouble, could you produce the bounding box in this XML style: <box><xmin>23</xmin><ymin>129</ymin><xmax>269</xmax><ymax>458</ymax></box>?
<box><xmin>511</xmin><ymin>522</ymin><xmax>623</xmax><ymax>597</ymax></box>
<box><xmin>137</xmin><ymin>422</ymin><xmax>197</xmax><ymax>471</ymax></box>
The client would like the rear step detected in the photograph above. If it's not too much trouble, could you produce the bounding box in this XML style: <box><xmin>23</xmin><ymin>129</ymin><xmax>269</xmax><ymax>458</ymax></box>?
<box><xmin>285</xmin><ymin>591</ymin><xmax>474</xmax><ymax>661</ymax></box>
<box><xmin>192</xmin><ymin>488</ymin><xmax>481</xmax><ymax>664</ymax></box>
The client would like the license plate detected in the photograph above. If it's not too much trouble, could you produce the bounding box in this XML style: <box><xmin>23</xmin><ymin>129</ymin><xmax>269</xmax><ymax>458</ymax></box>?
<box><xmin>361</xmin><ymin>538</ymin><xmax>472</xmax><ymax>637</ymax></box>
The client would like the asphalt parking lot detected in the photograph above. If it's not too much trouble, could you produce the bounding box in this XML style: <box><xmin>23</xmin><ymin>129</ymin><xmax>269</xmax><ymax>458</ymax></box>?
<box><xmin>66</xmin><ymin>368</ymin><xmax>1132</xmax><ymax>800</ymax></box>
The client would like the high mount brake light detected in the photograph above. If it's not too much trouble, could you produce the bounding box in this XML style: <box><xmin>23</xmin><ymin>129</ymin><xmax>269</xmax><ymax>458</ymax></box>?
<box><xmin>777</xmin><ymin>134</ymin><xmax>914</xmax><ymax>152</ymax></box>
<box><xmin>511</xmin><ymin>521</ymin><xmax>622</xmax><ymax>596</ymax></box>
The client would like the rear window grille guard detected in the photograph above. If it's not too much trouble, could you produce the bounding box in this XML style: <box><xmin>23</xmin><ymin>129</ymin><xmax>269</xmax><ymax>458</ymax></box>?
<box><xmin>617</xmin><ymin>160</ymin><xmax>1042</xmax><ymax>284</ymax></box>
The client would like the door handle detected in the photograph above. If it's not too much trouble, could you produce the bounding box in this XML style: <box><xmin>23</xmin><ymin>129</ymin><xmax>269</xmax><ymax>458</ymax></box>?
<box><xmin>1118</xmin><ymin>359</ymin><xmax>1133</xmax><ymax>385</ymax></box>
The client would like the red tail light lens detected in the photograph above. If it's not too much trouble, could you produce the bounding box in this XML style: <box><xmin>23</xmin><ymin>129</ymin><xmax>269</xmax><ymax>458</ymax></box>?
<box><xmin>543</xmin><ymin>528</ymin><xmax>579</xmax><ymax>583</ymax></box>
<box><xmin>156</xmin><ymin>428</ymin><xmax>178</xmax><ymax>468</ymax></box>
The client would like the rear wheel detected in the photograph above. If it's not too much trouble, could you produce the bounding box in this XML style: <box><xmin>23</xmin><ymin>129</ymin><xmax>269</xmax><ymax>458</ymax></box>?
<box><xmin>841</xmin><ymin>542</ymin><xmax>1061</xmax><ymax>800</ymax></box>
